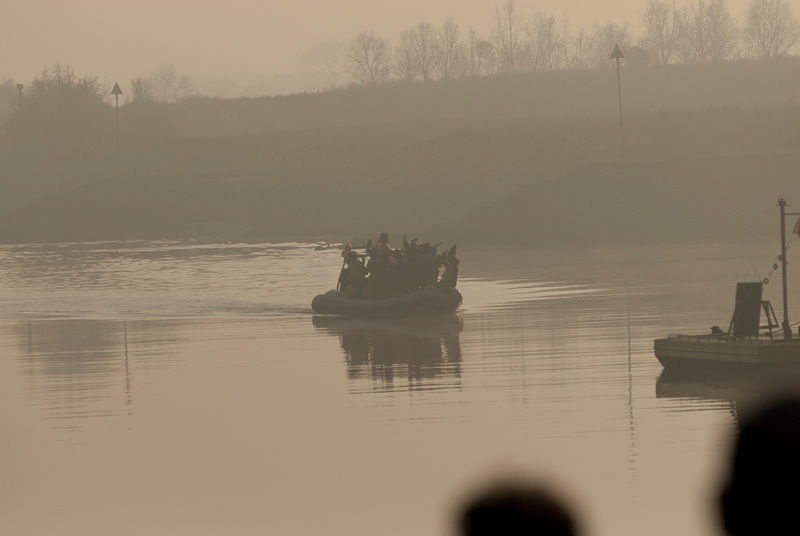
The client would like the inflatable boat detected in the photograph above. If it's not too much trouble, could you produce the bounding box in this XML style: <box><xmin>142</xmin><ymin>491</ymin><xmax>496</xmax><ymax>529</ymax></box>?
<box><xmin>311</xmin><ymin>285</ymin><xmax>462</xmax><ymax>316</ymax></box>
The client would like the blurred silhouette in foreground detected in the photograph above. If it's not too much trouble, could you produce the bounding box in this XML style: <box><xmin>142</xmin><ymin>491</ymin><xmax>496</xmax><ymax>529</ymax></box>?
<box><xmin>458</xmin><ymin>480</ymin><xmax>578</xmax><ymax>536</ymax></box>
<box><xmin>720</xmin><ymin>395</ymin><xmax>800</xmax><ymax>536</ymax></box>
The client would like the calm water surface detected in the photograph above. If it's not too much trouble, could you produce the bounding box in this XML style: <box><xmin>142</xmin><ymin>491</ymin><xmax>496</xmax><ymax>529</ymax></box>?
<box><xmin>1</xmin><ymin>240</ymin><xmax>796</xmax><ymax>536</ymax></box>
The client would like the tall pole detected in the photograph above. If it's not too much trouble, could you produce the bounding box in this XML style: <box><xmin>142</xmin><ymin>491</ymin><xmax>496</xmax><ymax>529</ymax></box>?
<box><xmin>115</xmin><ymin>93</ymin><xmax>119</xmax><ymax>177</ymax></box>
<box><xmin>779</xmin><ymin>197</ymin><xmax>791</xmax><ymax>339</ymax></box>
<box><xmin>16</xmin><ymin>83</ymin><xmax>23</xmax><ymax>125</ymax></box>
<box><xmin>111</xmin><ymin>83</ymin><xmax>123</xmax><ymax>178</ymax></box>
<box><xmin>611</xmin><ymin>44</ymin><xmax>625</xmax><ymax>161</ymax></box>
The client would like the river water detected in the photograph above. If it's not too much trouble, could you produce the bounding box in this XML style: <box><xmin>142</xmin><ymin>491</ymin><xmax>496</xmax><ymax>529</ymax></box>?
<box><xmin>0</xmin><ymin>239</ymin><xmax>796</xmax><ymax>536</ymax></box>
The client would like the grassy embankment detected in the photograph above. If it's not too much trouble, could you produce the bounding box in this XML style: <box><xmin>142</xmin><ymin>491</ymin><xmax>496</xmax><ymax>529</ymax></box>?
<box><xmin>0</xmin><ymin>57</ymin><xmax>798</xmax><ymax>246</ymax></box>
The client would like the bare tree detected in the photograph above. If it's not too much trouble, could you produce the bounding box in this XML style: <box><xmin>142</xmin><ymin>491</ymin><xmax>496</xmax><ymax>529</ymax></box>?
<box><xmin>147</xmin><ymin>64</ymin><xmax>194</xmax><ymax>103</ymax></box>
<box><xmin>410</xmin><ymin>22</ymin><xmax>440</xmax><ymax>81</ymax></box>
<box><xmin>299</xmin><ymin>41</ymin><xmax>349</xmax><ymax>90</ymax></box>
<box><xmin>394</xmin><ymin>29</ymin><xmax>418</xmax><ymax>82</ymax></box>
<box><xmin>707</xmin><ymin>0</ymin><xmax>740</xmax><ymax>61</ymax></box>
<box><xmin>640</xmin><ymin>0</ymin><xmax>680</xmax><ymax>64</ymax></box>
<box><xmin>349</xmin><ymin>32</ymin><xmax>392</xmax><ymax>86</ymax></box>
<box><xmin>122</xmin><ymin>77</ymin><xmax>179</xmax><ymax>145</ymax></box>
<box><xmin>466</xmin><ymin>28</ymin><xmax>494</xmax><ymax>77</ymax></box>
<box><xmin>524</xmin><ymin>11</ymin><xmax>563</xmax><ymax>71</ymax></box>
<box><xmin>677</xmin><ymin>0</ymin><xmax>739</xmax><ymax>63</ymax></box>
<box><xmin>570</xmin><ymin>28</ymin><xmax>594</xmax><ymax>69</ymax></box>
<box><xmin>743</xmin><ymin>0</ymin><xmax>800</xmax><ymax>57</ymax></box>
<box><xmin>560</xmin><ymin>19</ymin><xmax>573</xmax><ymax>70</ymax></box>
<box><xmin>128</xmin><ymin>77</ymin><xmax>153</xmax><ymax>103</ymax></box>
<box><xmin>492</xmin><ymin>0</ymin><xmax>525</xmax><ymax>74</ymax></box>
<box><xmin>452</xmin><ymin>41</ymin><xmax>470</xmax><ymax>78</ymax></box>
<box><xmin>436</xmin><ymin>17</ymin><xmax>462</xmax><ymax>80</ymax></box>
<box><xmin>674</xmin><ymin>6</ymin><xmax>699</xmax><ymax>62</ymax></box>
<box><xmin>590</xmin><ymin>22</ymin><xmax>633</xmax><ymax>68</ymax></box>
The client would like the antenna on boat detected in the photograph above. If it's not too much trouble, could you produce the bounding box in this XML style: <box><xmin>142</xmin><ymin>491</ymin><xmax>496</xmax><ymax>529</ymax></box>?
<box><xmin>779</xmin><ymin>197</ymin><xmax>793</xmax><ymax>339</ymax></box>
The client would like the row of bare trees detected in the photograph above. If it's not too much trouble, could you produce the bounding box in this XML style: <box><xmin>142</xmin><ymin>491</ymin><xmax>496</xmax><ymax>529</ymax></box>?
<box><xmin>2</xmin><ymin>63</ymin><xmax>194</xmax><ymax>154</ymax></box>
<box><xmin>335</xmin><ymin>0</ymin><xmax>799</xmax><ymax>87</ymax></box>
<box><xmin>640</xmin><ymin>0</ymin><xmax>798</xmax><ymax>64</ymax></box>
<box><xmin>129</xmin><ymin>64</ymin><xmax>195</xmax><ymax>104</ymax></box>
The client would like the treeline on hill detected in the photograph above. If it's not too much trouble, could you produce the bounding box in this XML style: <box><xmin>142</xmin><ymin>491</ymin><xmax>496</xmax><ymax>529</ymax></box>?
<box><xmin>303</xmin><ymin>0</ymin><xmax>799</xmax><ymax>93</ymax></box>
<box><xmin>173</xmin><ymin>56</ymin><xmax>800</xmax><ymax>137</ymax></box>
<box><xmin>0</xmin><ymin>58</ymin><xmax>798</xmax><ymax>245</ymax></box>
<box><xmin>2</xmin><ymin>0</ymin><xmax>798</xmax><ymax>100</ymax></box>
<box><xmin>342</xmin><ymin>0</ymin><xmax>798</xmax><ymax>85</ymax></box>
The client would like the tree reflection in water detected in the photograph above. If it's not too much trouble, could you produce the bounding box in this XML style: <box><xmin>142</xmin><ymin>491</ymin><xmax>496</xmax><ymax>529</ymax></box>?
<box><xmin>312</xmin><ymin>313</ymin><xmax>463</xmax><ymax>390</ymax></box>
<box><xmin>15</xmin><ymin>318</ymin><xmax>181</xmax><ymax>425</ymax></box>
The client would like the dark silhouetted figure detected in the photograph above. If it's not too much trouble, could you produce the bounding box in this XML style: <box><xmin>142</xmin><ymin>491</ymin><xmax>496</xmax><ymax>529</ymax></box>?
<box><xmin>719</xmin><ymin>395</ymin><xmax>800</xmax><ymax>536</ymax></box>
<box><xmin>339</xmin><ymin>250</ymin><xmax>366</xmax><ymax>298</ymax></box>
<box><xmin>441</xmin><ymin>244</ymin><xmax>459</xmax><ymax>288</ymax></box>
<box><xmin>458</xmin><ymin>481</ymin><xmax>578</xmax><ymax>536</ymax></box>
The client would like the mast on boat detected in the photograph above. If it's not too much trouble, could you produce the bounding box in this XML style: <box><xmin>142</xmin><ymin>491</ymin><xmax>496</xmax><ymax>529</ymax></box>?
<box><xmin>779</xmin><ymin>197</ymin><xmax>792</xmax><ymax>339</ymax></box>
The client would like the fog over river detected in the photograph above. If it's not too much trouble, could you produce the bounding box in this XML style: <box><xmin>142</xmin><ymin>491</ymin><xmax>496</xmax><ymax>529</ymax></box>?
<box><xmin>1</xmin><ymin>239</ymin><xmax>791</xmax><ymax>536</ymax></box>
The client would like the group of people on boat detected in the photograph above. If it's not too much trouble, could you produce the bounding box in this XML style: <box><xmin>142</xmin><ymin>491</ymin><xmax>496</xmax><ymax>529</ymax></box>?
<box><xmin>337</xmin><ymin>232</ymin><xmax>459</xmax><ymax>299</ymax></box>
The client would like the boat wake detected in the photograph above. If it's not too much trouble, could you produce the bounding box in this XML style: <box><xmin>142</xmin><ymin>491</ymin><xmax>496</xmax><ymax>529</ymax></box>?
<box><xmin>458</xmin><ymin>278</ymin><xmax>604</xmax><ymax>313</ymax></box>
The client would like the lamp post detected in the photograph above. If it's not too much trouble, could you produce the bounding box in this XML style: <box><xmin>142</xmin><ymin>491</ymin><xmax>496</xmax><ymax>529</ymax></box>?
<box><xmin>16</xmin><ymin>83</ymin><xmax>23</xmax><ymax>124</ymax></box>
<box><xmin>611</xmin><ymin>44</ymin><xmax>624</xmax><ymax>161</ymax></box>
<box><xmin>111</xmin><ymin>82</ymin><xmax>122</xmax><ymax>178</ymax></box>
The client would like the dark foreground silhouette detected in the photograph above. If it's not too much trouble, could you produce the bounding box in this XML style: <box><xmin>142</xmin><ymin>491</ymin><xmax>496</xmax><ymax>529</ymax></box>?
<box><xmin>720</xmin><ymin>395</ymin><xmax>800</xmax><ymax>536</ymax></box>
<box><xmin>457</xmin><ymin>480</ymin><xmax>578</xmax><ymax>536</ymax></box>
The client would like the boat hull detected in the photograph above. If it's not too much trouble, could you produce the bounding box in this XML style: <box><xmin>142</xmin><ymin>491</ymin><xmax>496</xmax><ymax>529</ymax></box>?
<box><xmin>311</xmin><ymin>286</ymin><xmax>462</xmax><ymax>316</ymax></box>
<box><xmin>654</xmin><ymin>335</ymin><xmax>800</xmax><ymax>372</ymax></box>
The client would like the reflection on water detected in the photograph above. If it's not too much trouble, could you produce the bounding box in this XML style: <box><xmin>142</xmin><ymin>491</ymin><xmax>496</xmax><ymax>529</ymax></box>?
<box><xmin>655</xmin><ymin>369</ymin><xmax>744</xmax><ymax>426</ymax></box>
<box><xmin>313</xmin><ymin>313</ymin><xmax>463</xmax><ymax>391</ymax></box>
<box><xmin>3</xmin><ymin>240</ymin><xmax>799</xmax><ymax>536</ymax></box>
<box><xmin>654</xmin><ymin>367</ymin><xmax>800</xmax><ymax>428</ymax></box>
<box><xmin>17</xmin><ymin>319</ymin><xmax>128</xmax><ymax>427</ymax></box>
<box><xmin>15</xmin><ymin>318</ymin><xmax>182</xmax><ymax>429</ymax></box>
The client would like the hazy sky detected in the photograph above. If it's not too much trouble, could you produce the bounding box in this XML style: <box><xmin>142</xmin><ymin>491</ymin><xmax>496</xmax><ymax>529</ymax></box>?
<box><xmin>3</xmin><ymin>0</ymin><xmax>752</xmax><ymax>91</ymax></box>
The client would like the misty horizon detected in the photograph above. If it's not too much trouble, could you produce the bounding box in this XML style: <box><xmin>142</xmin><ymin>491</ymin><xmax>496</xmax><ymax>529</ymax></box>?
<box><xmin>3</xmin><ymin>0</ymin><xmax>762</xmax><ymax>97</ymax></box>
<box><xmin>2</xmin><ymin>3</ymin><xmax>800</xmax><ymax>536</ymax></box>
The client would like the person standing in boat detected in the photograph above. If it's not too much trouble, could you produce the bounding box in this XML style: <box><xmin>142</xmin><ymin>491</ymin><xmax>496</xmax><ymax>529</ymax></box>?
<box><xmin>391</xmin><ymin>249</ymin><xmax>413</xmax><ymax>295</ymax></box>
<box><xmin>402</xmin><ymin>238</ymin><xmax>419</xmax><ymax>290</ymax></box>
<box><xmin>369</xmin><ymin>248</ymin><xmax>395</xmax><ymax>299</ymax></box>
<box><xmin>339</xmin><ymin>250</ymin><xmax>367</xmax><ymax>298</ymax></box>
<box><xmin>440</xmin><ymin>244</ymin><xmax>459</xmax><ymax>288</ymax></box>
<box><xmin>408</xmin><ymin>242</ymin><xmax>439</xmax><ymax>289</ymax></box>
<box><xmin>377</xmin><ymin>231</ymin><xmax>390</xmax><ymax>252</ymax></box>
<box><xmin>365</xmin><ymin>231</ymin><xmax>396</xmax><ymax>298</ymax></box>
